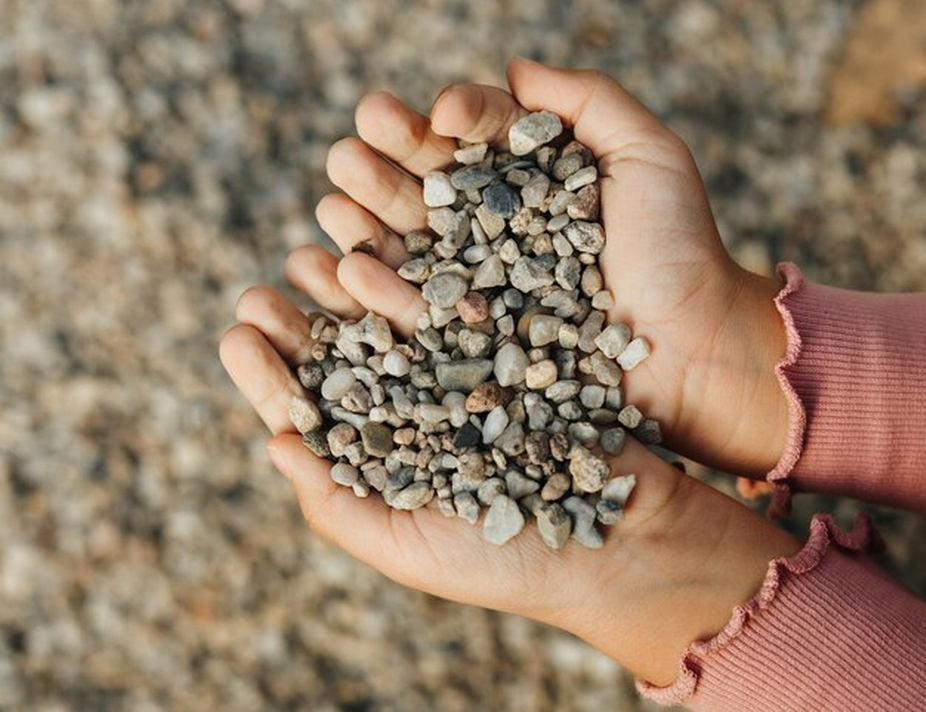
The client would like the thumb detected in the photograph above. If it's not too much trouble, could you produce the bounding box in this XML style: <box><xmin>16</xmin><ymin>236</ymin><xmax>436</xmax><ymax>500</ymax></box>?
<box><xmin>506</xmin><ymin>57</ymin><xmax>682</xmax><ymax>162</ymax></box>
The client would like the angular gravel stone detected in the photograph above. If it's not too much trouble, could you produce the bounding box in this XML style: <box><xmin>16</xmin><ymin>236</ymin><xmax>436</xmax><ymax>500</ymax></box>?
<box><xmin>569</xmin><ymin>446</ymin><xmax>610</xmax><ymax>493</ymax></box>
<box><xmin>404</xmin><ymin>229</ymin><xmax>434</xmax><ymax>255</ymax></box>
<box><xmin>525</xmin><ymin>359</ymin><xmax>557</xmax><ymax>389</ymax></box>
<box><xmin>554</xmin><ymin>256</ymin><xmax>582</xmax><ymax>290</ymax></box>
<box><xmin>509</xmin><ymin>256</ymin><xmax>554</xmax><ymax>292</ymax></box>
<box><xmin>451</xmin><ymin>164</ymin><xmax>497</xmax><ymax>191</ymax></box>
<box><xmin>591</xmin><ymin>289</ymin><xmax>614</xmax><ymax>310</ymax></box>
<box><xmin>508</xmin><ymin>111</ymin><xmax>563</xmax><ymax>156</ymax></box>
<box><xmin>505</xmin><ymin>470</ymin><xmax>540</xmax><ymax>500</ymax></box>
<box><xmin>422</xmin><ymin>272</ymin><xmax>469</xmax><ymax>308</ymax></box>
<box><xmin>483</xmin><ymin>495</ymin><xmax>526</xmax><ymax>545</ymax></box>
<box><xmin>602</xmin><ymin>473</ymin><xmax>637</xmax><ymax>506</ymax></box>
<box><xmin>537</xmin><ymin>503</ymin><xmax>572</xmax><ymax>549</ymax></box>
<box><xmin>521</xmin><ymin>172</ymin><xmax>551</xmax><ymax>208</ymax></box>
<box><xmin>552</xmin><ymin>152</ymin><xmax>584</xmax><ymax>180</ymax></box>
<box><xmin>562</xmin><ymin>496</ymin><xmax>603</xmax><ymax>549</ymax></box>
<box><xmin>423</xmin><ymin>171</ymin><xmax>457</xmax><ymax>207</ymax></box>
<box><xmin>481</xmin><ymin>405</ymin><xmax>510</xmax><ymax>444</ymax></box>
<box><xmin>577</xmin><ymin>310</ymin><xmax>605</xmax><ymax>353</ymax></box>
<box><xmin>435</xmin><ymin>359</ymin><xmax>494</xmax><ymax>393</ymax></box>
<box><xmin>471</xmin><ymin>254</ymin><xmax>506</xmax><ymax>289</ymax></box>
<box><xmin>454</xmin><ymin>492</ymin><xmax>481</xmax><ymax>523</ymax></box>
<box><xmin>595</xmin><ymin>323</ymin><xmax>632</xmax><ymax>359</ymax></box>
<box><xmin>482</xmin><ymin>182</ymin><xmax>521</xmax><ymax>218</ymax></box>
<box><xmin>456</xmin><ymin>291</ymin><xmax>489</xmax><ymax>324</ymax></box>
<box><xmin>563</xmin><ymin>221</ymin><xmax>606</xmax><ymax>254</ymax></box>
<box><xmin>465</xmin><ymin>382</ymin><xmax>512</xmax><ymax>413</ymax></box>
<box><xmin>493</xmin><ymin>343</ymin><xmax>530</xmax><ymax>386</ymax></box>
<box><xmin>540</xmin><ymin>472</ymin><xmax>571</xmax><ymax>501</ymax></box>
<box><xmin>289</xmin><ymin>395</ymin><xmax>323</xmax><ymax>434</ymax></box>
<box><xmin>634</xmin><ymin>418</ymin><xmax>663</xmax><ymax>445</ymax></box>
<box><xmin>528</xmin><ymin>314</ymin><xmax>563</xmax><ymax>347</ymax></box>
<box><xmin>302</xmin><ymin>431</ymin><xmax>331</xmax><ymax>458</ymax></box>
<box><xmin>453</xmin><ymin>142</ymin><xmax>488</xmax><ymax>165</ymax></box>
<box><xmin>596</xmin><ymin>500</ymin><xmax>624</xmax><ymax>525</ymax></box>
<box><xmin>360</xmin><ymin>422</ymin><xmax>394</xmax><ymax>458</ymax></box>
<box><xmin>567</xmin><ymin>183</ymin><xmax>600</xmax><ymax>221</ymax></box>
<box><xmin>616</xmin><ymin>336</ymin><xmax>652</xmax><ymax>370</ymax></box>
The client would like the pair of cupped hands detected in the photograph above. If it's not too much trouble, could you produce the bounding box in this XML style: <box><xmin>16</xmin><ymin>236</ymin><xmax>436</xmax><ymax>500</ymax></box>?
<box><xmin>220</xmin><ymin>58</ymin><xmax>800</xmax><ymax>687</ymax></box>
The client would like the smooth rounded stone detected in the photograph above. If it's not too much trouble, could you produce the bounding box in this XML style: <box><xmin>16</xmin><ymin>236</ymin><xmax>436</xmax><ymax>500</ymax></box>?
<box><xmin>494</xmin><ymin>343</ymin><xmax>530</xmax><ymax>387</ymax></box>
<box><xmin>595</xmin><ymin>323</ymin><xmax>632</xmax><ymax>359</ymax></box>
<box><xmin>579</xmin><ymin>384</ymin><xmax>606</xmax><ymax>410</ymax></box>
<box><xmin>509</xmin><ymin>256</ymin><xmax>555</xmax><ymax>293</ymax></box>
<box><xmin>482</xmin><ymin>182</ymin><xmax>521</xmax><ymax>218</ymax></box>
<box><xmin>362</xmin><ymin>463</ymin><xmax>388</xmax><ymax>491</ymax></box>
<box><xmin>452</xmin><ymin>422</ymin><xmax>482</xmax><ymax>449</ymax></box>
<box><xmin>521</xmin><ymin>172</ymin><xmax>551</xmax><ymax>208</ymax></box>
<box><xmin>528</xmin><ymin>314</ymin><xmax>563</xmax><ymax>347</ymax></box>
<box><xmin>568</xmin><ymin>422</ymin><xmax>600</xmax><ymax>446</ymax></box>
<box><xmin>459</xmin><ymin>329</ymin><xmax>493</xmax><ymax>359</ymax></box>
<box><xmin>422</xmin><ymin>272</ymin><xmax>469</xmax><ymax>308</ymax></box>
<box><xmin>383</xmin><ymin>350</ymin><xmax>411</xmax><ymax>377</ymax></box>
<box><xmin>502</xmin><ymin>288</ymin><xmax>524</xmax><ymax>310</ymax></box>
<box><xmin>477</xmin><ymin>476</ymin><xmax>505</xmax><ymax>505</ymax></box>
<box><xmin>404</xmin><ymin>230</ymin><xmax>434</xmax><ymax>255</ymax></box>
<box><xmin>541</xmin><ymin>472</ymin><xmax>571</xmax><ymax>501</ymax></box>
<box><xmin>427</xmin><ymin>207</ymin><xmax>457</xmax><ymax>236</ymax></box>
<box><xmin>498</xmin><ymin>313</ymin><xmax>515</xmax><ymax>335</ymax></box>
<box><xmin>463</xmin><ymin>243</ymin><xmax>493</xmax><ymax>264</ymax></box>
<box><xmin>368</xmin><ymin>406</ymin><xmax>389</xmax><ymax>423</ymax></box>
<box><xmin>289</xmin><ymin>396</ymin><xmax>323</xmax><ymax>434</ymax></box>
<box><xmin>590</xmin><ymin>352</ymin><xmax>623</xmax><ymax>387</ymax></box>
<box><xmin>543</xmin><ymin>379</ymin><xmax>580</xmax><ymax>404</ymax></box>
<box><xmin>537</xmin><ymin>503</ymin><xmax>572</xmax><ymax>549</ymax></box>
<box><xmin>564</xmin><ymin>165</ymin><xmax>598</xmax><ymax>191</ymax></box>
<box><xmin>554</xmin><ymin>256</ymin><xmax>582</xmax><ymax>290</ymax></box>
<box><xmin>549</xmin><ymin>432</ymin><xmax>570</xmax><ymax>460</ymax></box>
<box><xmin>471</xmin><ymin>254</ymin><xmax>506</xmax><ymax>289</ymax></box>
<box><xmin>327</xmin><ymin>423</ymin><xmax>358</xmax><ymax>458</ymax></box>
<box><xmin>389</xmin><ymin>482</ymin><xmax>435</xmax><ymax>510</ymax></box>
<box><xmin>423</xmin><ymin>170</ymin><xmax>457</xmax><ymax>207</ymax></box>
<box><xmin>330</xmin><ymin>463</ymin><xmax>360</xmax><ymax>487</ymax></box>
<box><xmin>302</xmin><ymin>431</ymin><xmax>331</xmax><ymax>458</ymax></box>
<box><xmin>548</xmin><ymin>189</ymin><xmax>575</xmax><ymax>216</ymax></box>
<box><xmin>577</xmin><ymin>310</ymin><xmax>605</xmax><ymax>352</ymax></box>
<box><xmin>558</xmin><ymin>400</ymin><xmax>583</xmax><ymax>421</ymax></box>
<box><xmin>505</xmin><ymin>168</ymin><xmax>532</xmax><ymax>186</ymax></box>
<box><xmin>567</xmin><ymin>183</ymin><xmax>601</xmax><ymax>221</ymax></box>
<box><xmin>602</xmin><ymin>473</ymin><xmax>637</xmax><ymax>505</ymax></box>
<box><xmin>563</xmin><ymin>221</ymin><xmax>605</xmax><ymax>254</ymax></box>
<box><xmin>591</xmin><ymin>289</ymin><xmax>614</xmax><ymax>310</ymax></box>
<box><xmin>580</xmin><ymin>265</ymin><xmax>604</xmax><ymax>296</ymax></box>
<box><xmin>495</xmin><ymin>422</ymin><xmax>526</xmax><ymax>456</ymax></box>
<box><xmin>456</xmin><ymin>292</ymin><xmax>489</xmax><ymax>324</ymax></box>
<box><xmin>453</xmin><ymin>142</ymin><xmax>488</xmax><ymax>165</ymax></box>
<box><xmin>443</xmin><ymin>391</ymin><xmax>468</xmax><ymax>427</ymax></box>
<box><xmin>505</xmin><ymin>470</ymin><xmax>539</xmax><ymax>500</ymax></box>
<box><xmin>321</xmin><ymin>367</ymin><xmax>357</xmax><ymax>400</ymax></box>
<box><xmin>482</xmin><ymin>405</ymin><xmax>510</xmax><ymax>444</ymax></box>
<box><xmin>525</xmin><ymin>359</ymin><xmax>558</xmax><ymax>389</ymax></box>
<box><xmin>483</xmin><ymin>495</ymin><xmax>526</xmax><ymax>545</ymax></box>
<box><xmin>618</xmin><ymin>405</ymin><xmax>644</xmax><ymax>429</ymax></box>
<box><xmin>297</xmin><ymin>362</ymin><xmax>325</xmax><ymax>390</ymax></box>
<box><xmin>450</xmin><ymin>164</ymin><xmax>497</xmax><ymax>190</ymax></box>
<box><xmin>397</xmin><ymin>259</ymin><xmax>433</xmax><ymax>286</ymax></box>
<box><xmin>509</xmin><ymin>111</ymin><xmax>563</xmax><ymax>156</ymax></box>
<box><xmin>552</xmin><ymin>152</ymin><xmax>584</xmax><ymax>180</ymax></box>
<box><xmin>548</xmin><ymin>215</ymin><xmax>572</xmax><ymax>238</ymax></box>
<box><xmin>415</xmin><ymin>327</ymin><xmax>443</xmax><ymax>352</ymax></box>
<box><xmin>616</xmin><ymin>336</ymin><xmax>652</xmax><ymax>370</ymax></box>
<box><xmin>343</xmin><ymin>441</ymin><xmax>369</xmax><ymax>466</ymax></box>
<box><xmin>435</xmin><ymin>358</ymin><xmax>494</xmax><ymax>393</ymax></box>
<box><xmin>605</xmin><ymin>386</ymin><xmax>624</xmax><ymax>410</ymax></box>
<box><xmin>526</xmin><ymin>399</ymin><xmax>554</xmax><ymax>430</ymax></box>
<box><xmin>562</xmin><ymin>496</ymin><xmax>604</xmax><ymax>549</ymax></box>
<box><xmin>465</xmin><ymin>382</ymin><xmax>513</xmax><ymax>413</ymax></box>
<box><xmin>360</xmin><ymin>422</ymin><xmax>394</xmax><ymax>458</ymax></box>
<box><xmin>416</xmin><ymin>403</ymin><xmax>451</xmax><ymax>424</ymax></box>
<box><xmin>569</xmin><ymin>446</ymin><xmax>611</xmax><ymax>493</ymax></box>
<box><xmin>634</xmin><ymin>419</ymin><xmax>663</xmax><ymax>445</ymax></box>
<box><xmin>600</xmin><ymin>427</ymin><xmax>627</xmax><ymax>455</ymax></box>
<box><xmin>596</xmin><ymin>500</ymin><xmax>624</xmax><ymax>525</ymax></box>
<box><xmin>454</xmin><ymin>492</ymin><xmax>481</xmax><ymax>524</ymax></box>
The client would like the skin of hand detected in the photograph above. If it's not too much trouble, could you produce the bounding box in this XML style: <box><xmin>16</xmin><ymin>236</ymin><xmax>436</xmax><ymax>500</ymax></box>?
<box><xmin>219</xmin><ymin>58</ymin><xmax>800</xmax><ymax>686</ymax></box>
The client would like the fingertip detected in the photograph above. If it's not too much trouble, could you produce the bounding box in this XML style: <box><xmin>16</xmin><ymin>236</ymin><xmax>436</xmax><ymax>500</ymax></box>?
<box><xmin>354</xmin><ymin>91</ymin><xmax>398</xmax><ymax>141</ymax></box>
<box><xmin>235</xmin><ymin>284</ymin><xmax>276</xmax><ymax>323</ymax></box>
<box><xmin>218</xmin><ymin>322</ymin><xmax>258</xmax><ymax>370</ymax></box>
<box><xmin>429</xmin><ymin>83</ymin><xmax>477</xmax><ymax>138</ymax></box>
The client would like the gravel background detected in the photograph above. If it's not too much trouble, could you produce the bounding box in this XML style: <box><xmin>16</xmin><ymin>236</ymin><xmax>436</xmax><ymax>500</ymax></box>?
<box><xmin>2</xmin><ymin>1</ymin><xmax>925</xmax><ymax>710</ymax></box>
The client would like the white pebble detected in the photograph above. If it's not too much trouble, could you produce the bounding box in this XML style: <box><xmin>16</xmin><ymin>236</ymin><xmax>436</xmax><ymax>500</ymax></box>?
<box><xmin>321</xmin><ymin>367</ymin><xmax>357</xmax><ymax>400</ymax></box>
<box><xmin>482</xmin><ymin>405</ymin><xmax>510</xmax><ymax>444</ymax></box>
<box><xmin>616</xmin><ymin>336</ymin><xmax>651</xmax><ymax>370</ymax></box>
<box><xmin>383</xmin><ymin>350</ymin><xmax>410</xmax><ymax>377</ymax></box>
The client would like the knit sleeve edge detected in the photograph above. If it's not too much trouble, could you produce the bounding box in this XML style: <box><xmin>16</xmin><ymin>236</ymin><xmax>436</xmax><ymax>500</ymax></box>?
<box><xmin>765</xmin><ymin>261</ymin><xmax>807</xmax><ymax>518</ymax></box>
<box><xmin>635</xmin><ymin>513</ymin><xmax>883</xmax><ymax>705</ymax></box>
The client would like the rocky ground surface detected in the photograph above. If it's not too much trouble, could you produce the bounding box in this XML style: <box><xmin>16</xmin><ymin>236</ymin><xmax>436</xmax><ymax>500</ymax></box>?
<box><xmin>1</xmin><ymin>1</ymin><xmax>925</xmax><ymax>710</ymax></box>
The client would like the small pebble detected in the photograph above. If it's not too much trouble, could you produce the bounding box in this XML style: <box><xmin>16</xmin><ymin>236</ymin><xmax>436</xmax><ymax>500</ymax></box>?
<box><xmin>600</xmin><ymin>427</ymin><xmax>627</xmax><ymax>455</ymax></box>
<box><xmin>289</xmin><ymin>395</ymin><xmax>323</xmax><ymax>434</ymax></box>
<box><xmin>493</xmin><ymin>343</ymin><xmax>530</xmax><ymax>386</ymax></box>
<box><xmin>465</xmin><ymin>382</ymin><xmax>512</xmax><ymax>413</ymax></box>
<box><xmin>423</xmin><ymin>171</ymin><xmax>458</xmax><ymax>208</ymax></box>
<box><xmin>616</xmin><ymin>336</ymin><xmax>651</xmax><ymax>370</ymax></box>
<box><xmin>595</xmin><ymin>323</ymin><xmax>632</xmax><ymax>359</ymax></box>
<box><xmin>422</xmin><ymin>272</ymin><xmax>469</xmax><ymax>308</ymax></box>
<box><xmin>618</xmin><ymin>405</ymin><xmax>644</xmax><ymax>429</ymax></box>
<box><xmin>569</xmin><ymin>446</ymin><xmax>610</xmax><ymax>493</ymax></box>
<box><xmin>482</xmin><ymin>405</ymin><xmax>510</xmax><ymax>444</ymax></box>
<box><xmin>525</xmin><ymin>359</ymin><xmax>558</xmax><ymax>389</ymax></box>
<box><xmin>454</xmin><ymin>492</ymin><xmax>481</xmax><ymax>523</ymax></box>
<box><xmin>456</xmin><ymin>292</ymin><xmax>489</xmax><ymax>324</ymax></box>
<box><xmin>537</xmin><ymin>503</ymin><xmax>572</xmax><ymax>549</ymax></box>
<box><xmin>453</xmin><ymin>142</ymin><xmax>488</xmax><ymax>165</ymax></box>
<box><xmin>563</xmin><ymin>221</ymin><xmax>605</xmax><ymax>254</ymax></box>
<box><xmin>482</xmin><ymin>182</ymin><xmax>520</xmax><ymax>218</ymax></box>
<box><xmin>330</xmin><ymin>463</ymin><xmax>360</xmax><ymax>487</ymax></box>
<box><xmin>389</xmin><ymin>482</ymin><xmax>435</xmax><ymax>510</ymax></box>
<box><xmin>508</xmin><ymin>111</ymin><xmax>563</xmax><ymax>156</ymax></box>
<box><xmin>528</xmin><ymin>314</ymin><xmax>563</xmax><ymax>347</ymax></box>
<box><xmin>360</xmin><ymin>422</ymin><xmax>394</xmax><ymax>458</ymax></box>
<box><xmin>435</xmin><ymin>359</ymin><xmax>494</xmax><ymax>393</ymax></box>
<box><xmin>483</xmin><ymin>495</ymin><xmax>526</xmax><ymax>545</ymax></box>
<box><xmin>321</xmin><ymin>367</ymin><xmax>357</xmax><ymax>401</ymax></box>
<box><xmin>601</xmin><ymin>474</ymin><xmax>636</xmax><ymax>505</ymax></box>
<box><xmin>383</xmin><ymin>350</ymin><xmax>411</xmax><ymax>377</ymax></box>
<box><xmin>564</xmin><ymin>165</ymin><xmax>598</xmax><ymax>191</ymax></box>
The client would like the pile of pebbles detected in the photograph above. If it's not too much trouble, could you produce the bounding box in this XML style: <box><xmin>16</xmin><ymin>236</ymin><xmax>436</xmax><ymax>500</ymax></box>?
<box><xmin>289</xmin><ymin>111</ymin><xmax>658</xmax><ymax>549</ymax></box>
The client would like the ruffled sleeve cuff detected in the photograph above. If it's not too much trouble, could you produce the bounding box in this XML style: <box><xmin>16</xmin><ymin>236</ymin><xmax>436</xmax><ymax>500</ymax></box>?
<box><xmin>637</xmin><ymin>514</ymin><xmax>926</xmax><ymax>711</ymax></box>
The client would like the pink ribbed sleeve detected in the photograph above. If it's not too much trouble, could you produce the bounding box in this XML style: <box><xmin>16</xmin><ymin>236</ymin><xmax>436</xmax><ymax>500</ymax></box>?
<box><xmin>638</xmin><ymin>265</ymin><xmax>926</xmax><ymax>710</ymax></box>
<box><xmin>768</xmin><ymin>263</ymin><xmax>926</xmax><ymax>513</ymax></box>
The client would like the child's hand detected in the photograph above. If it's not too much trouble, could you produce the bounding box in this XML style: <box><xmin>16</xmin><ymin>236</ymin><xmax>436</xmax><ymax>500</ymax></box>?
<box><xmin>219</xmin><ymin>58</ymin><xmax>800</xmax><ymax>684</ymax></box>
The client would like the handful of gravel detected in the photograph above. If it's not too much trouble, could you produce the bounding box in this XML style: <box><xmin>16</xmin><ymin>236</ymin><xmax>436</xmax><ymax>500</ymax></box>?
<box><xmin>290</xmin><ymin>111</ymin><xmax>659</xmax><ymax>550</ymax></box>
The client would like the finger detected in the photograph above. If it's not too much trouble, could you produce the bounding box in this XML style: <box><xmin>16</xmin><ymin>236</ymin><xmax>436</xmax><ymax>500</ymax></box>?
<box><xmin>315</xmin><ymin>193</ymin><xmax>409</xmax><ymax>269</ymax></box>
<box><xmin>284</xmin><ymin>245</ymin><xmax>366</xmax><ymax>320</ymax></box>
<box><xmin>326</xmin><ymin>137</ymin><xmax>427</xmax><ymax>235</ymax></box>
<box><xmin>505</xmin><ymin>57</ymin><xmax>682</xmax><ymax>164</ymax></box>
<box><xmin>337</xmin><ymin>251</ymin><xmax>426</xmax><ymax>339</ymax></box>
<box><xmin>430</xmin><ymin>82</ymin><xmax>526</xmax><ymax>148</ymax></box>
<box><xmin>355</xmin><ymin>91</ymin><xmax>458</xmax><ymax>178</ymax></box>
<box><xmin>236</xmin><ymin>285</ymin><xmax>314</xmax><ymax>365</ymax></box>
<box><xmin>219</xmin><ymin>324</ymin><xmax>303</xmax><ymax>435</ymax></box>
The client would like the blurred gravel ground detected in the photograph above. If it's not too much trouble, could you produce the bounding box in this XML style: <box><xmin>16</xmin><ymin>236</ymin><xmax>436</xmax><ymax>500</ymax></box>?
<box><xmin>1</xmin><ymin>1</ymin><xmax>924</xmax><ymax>710</ymax></box>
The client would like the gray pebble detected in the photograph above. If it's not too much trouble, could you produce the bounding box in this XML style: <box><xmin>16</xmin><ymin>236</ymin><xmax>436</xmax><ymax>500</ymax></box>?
<box><xmin>563</xmin><ymin>221</ymin><xmax>605</xmax><ymax>254</ymax></box>
<box><xmin>389</xmin><ymin>482</ymin><xmax>435</xmax><ymax>510</ymax></box>
<box><xmin>453</xmin><ymin>492</ymin><xmax>481</xmax><ymax>523</ymax></box>
<box><xmin>634</xmin><ymin>419</ymin><xmax>662</xmax><ymax>445</ymax></box>
<box><xmin>422</xmin><ymin>272</ymin><xmax>469</xmax><ymax>308</ymax></box>
<box><xmin>360</xmin><ymin>422</ymin><xmax>394</xmax><ymax>458</ymax></box>
<box><xmin>330</xmin><ymin>463</ymin><xmax>360</xmax><ymax>487</ymax></box>
<box><xmin>471</xmin><ymin>254</ymin><xmax>506</xmax><ymax>289</ymax></box>
<box><xmin>564</xmin><ymin>165</ymin><xmax>598</xmax><ymax>191</ymax></box>
<box><xmin>383</xmin><ymin>350</ymin><xmax>411</xmax><ymax>377</ymax></box>
<box><xmin>562</xmin><ymin>496</ymin><xmax>603</xmax><ymax>549</ymax></box>
<box><xmin>595</xmin><ymin>323</ymin><xmax>632</xmax><ymax>359</ymax></box>
<box><xmin>616</xmin><ymin>336</ymin><xmax>652</xmax><ymax>370</ymax></box>
<box><xmin>508</xmin><ymin>111</ymin><xmax>563</xmax><ymax>156</ymax></box>
<box><xmin>600</xmin><ymin>427</ymin><xmax>627</xmax><ymax>455</ymax></box>
<box><xmin>481</xmin><ymin>405</ymin><xmax>510</xmax><ymax>444</ymax></box>
<box><xmin>450</xmin><ymin>164</ymin><xmax>497</xmax><ymax>191</ymax></box>
<box><xmin>435</xmin><ymin>359</ymin><xmax>494</xmax><ymax>393</ymax></box>
<box><xmin>537</xmin><ymin>503</ymin><xmax>572</xmax><ymax>549</ymax></box>
<box><xmin>601</xmin><ymin>474</ymin><xmax>636</xmax><ymax>505</ymax></box>
<box><xmin>483</xmin><ymin>495</ymin><xmax>526</xmax><ymax>545</ymax></box>
<box><xmin>528</xmin><ymin>314</ymin><xmax>563</xmax><ymax>347</ymax></box>
<box><xmin>579</xmin><ymin>385</ymin><xmax>606</xmax><ymax>410</ymax></box>
<box><xmin>509</xmin><ymin>256</ymin><xmax>554</xmax><ymax>293</ymax></box>
<box><xmin>482</xmin><ymin>182</ymin><xmax>521</xmax><ymax>218</ymax></box>
<box><xmin>551</xmin><ymin>153</ymin><xmax>584</xmax><ymax>180</ymax></box>
<box><xmin>302</xmin><ymin>431</ymin><xmax>331</xmax><ymax>458</ymax></box>
<box><xmin>453</xmin><ymin>142</ymin><xmax>488</xmax><ymax>165</ymax></box>
<box><xmin>493</xmin><ymin>342</ymin><xmax>530</xmax><ymax>386</ymax></box>
<box><xmin>477</xmin><ymin>477</ymin><xmax>506</xmax><ymax>505</ymax></box>
<box><xmin>618</xmin><ymin>405</ymin><xmax>644</xmax><ymax>429</ymax></box>
<box><xmin>289</xmin><ymin>395</ymin><xmax>323</xmax><ymax>434</ymax></box>
<box><xmin>505</xmin><ymin>470</ymin><xmax>540</xmax><ymax>500</ymax></box>
<box><xmin>321</xmin><ymin>367</ymin><xmax>357</xmax><ymax>401</ymax></box>
<box><xmin>596</xmin><ymin>499</ymin><xmax>624</xmax><ymax>525</ymax></box>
